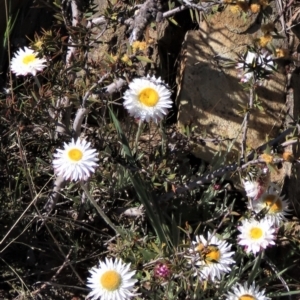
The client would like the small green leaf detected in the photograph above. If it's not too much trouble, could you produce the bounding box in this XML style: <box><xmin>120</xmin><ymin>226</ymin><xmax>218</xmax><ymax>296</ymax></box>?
<box><xmin>168</xmin><ymin>17</ymin><xmax>179</xmax><ymax>26</ymax></box>
<box><xmin>167</xmin><ymin>174</ymin><xmax>176</xmax><ymax>180</ymax></box>
<box><xmin>136</xmin><ymin>56</ymin><xmax>153</xmax><ymax>63</ymax></box>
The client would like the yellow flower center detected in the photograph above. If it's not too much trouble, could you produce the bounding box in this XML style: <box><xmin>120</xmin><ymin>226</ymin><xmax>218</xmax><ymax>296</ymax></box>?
<box><xmin>263</xmin><ymin>194</ymin><xmax>282</xmax><ymax>213</ymax></box>
<box><xmin>67</xmin><ymin>148</ymin><xmax>83</xmax><ymax>162</ymax></box>
<box><xmin>239</xmin><ymin>295</ymin><xmax>255</xmax><ymax>300</ymax></box>
<box><xmin>250</xmin><ymin>227</ymin><xmax>263</xmax><ymax>240</ymax></box>
<box><xmin>204</xmin><ymin>246</ymin><xmax>221</xmax><ymax>264</ymax></box>
<box><xmin>138</xmin><ymin>88</ymin><xmax>159</xmax><ymax>107</ymax></box>
<box><xmin>100</xmin><ymin>270</ymin><xmax>122</xmax><ymax>291</ymax></box>
<box><xmin>22</xmin><ymin>54</ymin><xmax>36</xmax><ymax>65</ymax></box>
<box><xmin>195</xmin><ymin>243</ymin><xmax>205</xmax><ymax>252</ymax></box>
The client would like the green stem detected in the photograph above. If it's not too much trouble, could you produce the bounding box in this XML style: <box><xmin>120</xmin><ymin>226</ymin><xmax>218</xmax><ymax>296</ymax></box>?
<box><xmin>80</xmin><ymin>182</ymin><xmax>121</xmax><ymax>235</ymax></box>
<box><xmin>33</xmin><ymin>75</ymin><xmax>41</xmax><ymax>89</ymax></box>
<box><xmin>133</xmin><ymin>120</ymin><xmax>143</xmax><ymax>154</ymax></box>
<box><xmin>160</xmin><ymin>120</ymin><xmax>167</xmax><ymax>155</ymax></box>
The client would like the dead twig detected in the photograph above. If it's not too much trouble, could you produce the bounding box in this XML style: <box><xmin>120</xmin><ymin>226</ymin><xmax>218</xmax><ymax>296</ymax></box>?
<box><xmin>275</xmin><ymin>0</ymin><xmax>295</xmax><ymax>33</ymax></box>
<box><xmin>126</xmin><ymin>0</ymin><xmax>163</xmax><ymax>43</ymax></box>
<box><xmin>241</xmin><ymin>87</ymin><xmax>254</xmax><ymax>159</ymax></box>
<box><xmin>180</xmin><ymin>0</ymin><xmax>221</xmax><ymax>11</ymax></box>
<box><xmin>32</xmin><ymin>249</ymin><xmax>73</xmax><ymax>296</ymax></box>
<box><xmin>159</xmin><ymin>127</ymin><xmax>297</xmax><ymax>201</ymax></box>
<box><xmin>162</xmin><ymin>5</ymin><xmax>187</xmax><ymax>18</ymax></box>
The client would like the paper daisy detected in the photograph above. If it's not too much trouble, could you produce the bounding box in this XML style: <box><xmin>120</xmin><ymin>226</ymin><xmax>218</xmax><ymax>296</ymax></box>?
<box><xmin>226</xmin><ymin>281</ymin><xmax>270</xmax><ymax>300</ymax></box>
<box><xmin>237</xmin><ymin>218</ymin><xmax>275</xmax><ymax>255</ymax></box>
<box><xmin>189</xmin><ymin>232</ymin><xmax>235</xmax><ymax>282</ymax></box>
<box><xmin>87</xmin><ymin>258</ymin><xmax>137</xmax><ymax>300</ymax></box>
<box><xmin>252</xmin><ymin>188</ymin><xmax>291</xmax><ymax>226</ymax></box>
<box><xmin>53</xmin><ymin>138</ymin><xmax>99</xmax><ymax>181</ymax></box>
<box><xmin>237</xmin><ymin>51</ymin><xmax>256</xmax><ymax>83</ymax></box>
<box><xmin>243</xmin><ymin>180</ymin><xmax>265</xmax><ymax>200</ymax></box>
<box><xmin>123</xmin><ymin>75</ymin><xmax>172</xmax><ymax>122</ymax></box>
<box><xmin>10</xmin><ymin>46</ymin><xmax>47</xmax><ymax>76</ymax></box>
<box><xmin>236</xmin><ymin>50</ymin><xmax>274</xmax><ymax>83</ymax></box>
<box><xmin>243</xmin><ymin>165</ymin><xmax>270</xmax><ymax>200</ymax></box>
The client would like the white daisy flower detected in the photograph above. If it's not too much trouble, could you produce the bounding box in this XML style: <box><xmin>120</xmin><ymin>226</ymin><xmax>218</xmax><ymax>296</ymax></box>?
<box><xmin>226</xmin><ymin>281</ymin><xmax>270</xmax><ymax>300</ymax></box>
<box><xmin>242</xmin><ymin>165</ymin><xmax>270</xmax><ymax>200</ymax></box>
<box><xmin>237</xmin><ymin>218</ymin><xmax>275</xmax><ymax>255</ymax></box>
<box><xmin>236</xmin><ymin>50</ymin><xmax>274</xmax><ymax>83</ymax></box>
<box><xmin>252</xmin><ymin>188</ymin><xmax>291</xmax><ymax>227</ymax></box>
<box><xmin>243</xmin><ymin>180</ymin><xmax>264</xmax><ymax>200</ymax></box>
<box><xmin>87</xmin><ymin>258</ymin><xmax>137</xmax><ymax>300</ymax></box>
<box><xmin>189</xmin><ymin>232</ymin><xmax>235</xmax><ymax>282</ymax></box>
<box><xmin>53</xmin><ymin>138</ymin><xmax>99</xmax><ymax>181</ymax></box>
<box><xmin>123</xmin><ymin>75</ymin><xmax>172</xmax><ymax>122</ymax></box>
<box><xmin>10</xmin><ymin>46</ymin><xmax>47</xmax><ymax>76</ymax></box>
<box><xmin>237</xmin><ymin>51</ymin><xmax>257</xmax><ymax>83</ymax></box>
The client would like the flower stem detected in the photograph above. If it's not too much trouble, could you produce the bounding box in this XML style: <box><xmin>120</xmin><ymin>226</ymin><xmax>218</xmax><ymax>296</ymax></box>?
<box><xmin>133</xmin><ymin>119</ymin><xmax>143</xmax><ymax>154</ymax></box>
<box><xmin>80</xmin><ymin>182</ymin><xmax>121</xmax><ymax>235</ymax></box>
<box><xmin>160</xmin><ymin>120</ymin><xmax>167</xmax><ymax>155</ymax></box>
<box><xmin>33</xmin><ymin>75</ymin><xmax>41</xmax><ymax>90</ymax></box>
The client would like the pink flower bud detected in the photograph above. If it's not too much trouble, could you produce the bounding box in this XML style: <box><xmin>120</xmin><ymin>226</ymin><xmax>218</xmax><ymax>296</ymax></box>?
<box><xmin>154</xmin><ymin>262</ymin><xmax>171</xmax><ymax>279</ymax></box>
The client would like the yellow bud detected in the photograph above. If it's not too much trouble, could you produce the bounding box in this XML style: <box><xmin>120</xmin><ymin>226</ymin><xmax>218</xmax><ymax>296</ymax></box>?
<box><xmin>34</xmin><ymin>40</ymin><xmax>43</xmax><ymax>49</ymax></box>
<box><xmin>282</xmin><ymin>152</ymin><xmax>294</xmax><ymax>162</ymax></box>
<box><xmin>132</xmin><ymin>41</ymin><xmax>148</xmax><ymax>53</ymax></box>
<box><xmin>230</xmin><ymin>4</ymin><xmax>242</xmax><ymax>13</ymax></box>
<box><xmin>121</xmin><ymin>54</ymin><xmax>130</xmax><ymax>63</ymax></box>
<box><xmin>138</xmin><ymin>41</ymin><xmax>147</xmax><ymax>51</ymax></box>
<box><xmin>257</xmin><ymin>34</ymin><xmax>273</xmax><ymax>48</ymax></box>
<box><xmin>275</xmin><ymin>48</ymin><xmax>289</xmax><ymax>58</ymax></box>
<box><xmin>132</xmin><ymin>41</ymin><xmax>141</xmax><ymax>53</ymax></box>
<box><xmin>250</xmin><ymin>3</ymin><xmax>261</xmax><ymax>13</ymax></box>
<box><xmin>260</xmin><ymin>153</ymin><xmax>273</xmax><ymax>164</ymax></box>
